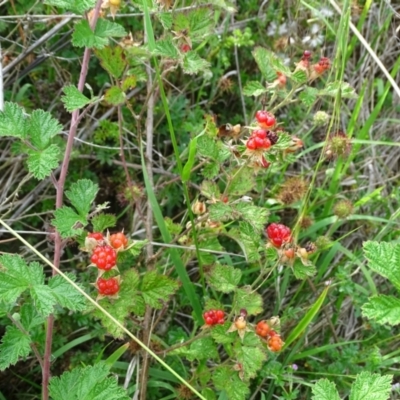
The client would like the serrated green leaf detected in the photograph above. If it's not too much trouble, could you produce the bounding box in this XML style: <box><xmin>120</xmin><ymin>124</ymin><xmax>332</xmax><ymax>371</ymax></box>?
<box><xmin>30</xmin><ymin>284</ymin><xmax>57</xmax><ymax>316</ymax></box>
<box><xmin>235</xmin><ymin>345</ymin><xmax>266</xmax><ymax>380</ymax></box>
<box><xmin>66</xmin><ymin>179</ymin><xmax>99</xmax><ymax>218</ymax></box>
<box><xmin>252</xmin><ymin>47</ymin><xmax>276</xmax><ymax>82</ymax></box>
<box><xmin>290</xmin><ymin>70</ymin><xmax>308</xmax><ymax>84</ymax></box>
<box><xmin>0</xmin><ymin>102</ymin><xmax>27</xmax><ymax>138</ymax></box>
<box><xmin>210</xmin><ymin>322</ymin><xmax>235</xmax><ymax>344</ymax></box>
<box><xmin>228</xmin><ymin>224</ymin><xmax>262</xmax><ymax>262</ymax></box>
<box><xmin>188</xmin><ymin>8</ymin><xmax>214</xmax><ymax>39</ymax></box>
<box><xmin>43</xmin><ymin>0</ymin><xmax>96</xmax><ymax>13</ymax></box>
<box><xmin>48</xmin><ymin>362</ymin><xmax>130</xmax><ymax>400</ymax></box>
<box><xmin>197</xmin><ymin>135</ymin><xmax>219</xmax><ymax>159</ymax></box>
<box><xmin>312</xmin><ymin>378</ymin><xmax>341</xmax><ymax>400</ymax></box>
<box><xmin>52</xmin><ymin>206</ymin><xmax>87</xmax><ymax>238</ymax></box>
<box><xmin>213</xmin><ymin>367</ymin><xmax>250</xmax><ymax>400</ymax></box>
<box><xmin>140</xmin><ymin>271</ymin><xmax>178</xmax><ymax>309</ymax></box>
<box><xmin>292</xmin><ymin>258</ymin><xmax>317</xmax><ymax>279</ymax></box>
<box><xmin>28</xmin><ymin>109</ymin><xmax>62</xmax><ymax>150</ymax></box>
<box><xmin>72</xmin><ymin>19</ymin><xmax>126</xmax><ymax>49</ymax></box>
<box><xmin>233</xmin><ymin>287</ymin><xmax>263</xmax><ymax>316</ymax></box>
<box><xmin>233</xmin><ymin>202</ymin><xmax>268</xmax><ymax>232</ymax></box>
<box><xmin>200</xmin><ymin>181</ymin><xmax>221</xmax><ymax>200</ymax></box>
<box><xmin>349</xmin><ymin>371</ymin><xmax>392</xmax><ymax>400</ymax></box>
<box><xmin>202</xmin><ymin>162</ymin><xmax>220</xmax><ymax>179</ymax></box>
<box><xmin>208</xmin><ymin>203</ymin><xmax>233</xmax><ymax>222</ymax></box>
<box><xmin>121</xmin><ymin>75</ymin><xmax>137</xmax><ymax>91</ymax></box>
<box><xmin>363</xmin><ymin>241</ymin><xmax>400</xmax><ymax>291</ymax></box>
<box><xmin>362</xmin><ymin>295</ymin><xmax>400</xmax><ymax>326</ymax></box>
<box><xmin>26</xmin><ymin>144</ymin><xmax>60</xmax><ymax>179</ymax></box>
<box><xmin>171</xmin><ymin>337</ymin><xmax>218</xmax><ymax>361</ymax></box>
<box><xmin>91</xmin><ymin>213</ymin><xmax>117</xmax><ymax>232</ymax></box>
<box><xmin>243</xmin><ymin>81</ymin><xmax>267</xmax><ymax>97</ymax></box>
<box><xmin>62</xmin><ymin>85</ymin><xmax>92</xmax><ymax>112</ymax></box>
<box><xmin>197</xmin><ymin>237</ymin><xmax>221</xmax><ymax>265</ymax></box>
<box><xmin>153</xmin><ymin>38</ymin><xmax>179</xmax><ymax>59</ymax></box>
<box><xmin>95</xmin><ymin>46</ymin><xmax>126</xmax><ymax>79</ymax></box>
<box><xmin>158</xmin><ymin>12</ymin><xmax>173</xmax><ymax>29</ymax></box>
<box><xmin>182</xmin><ymin>52</ymin><xmax>210</xmax><ymax>75</ymax></box>
<box><xmin>20</xmin><ymin>303</ymin><xmax>45</xmax><ymax>331</ymax></box>
<box><xmin>104</xmin><ymin>86</ymin><xmax>126</xmax><ymax>105</ymax></box>
<box><xmin>299</xmin><ymin>87</ymin><xmax>319</xmax><ymax>107</ymax></box>
<box><xmin>207</xmin><ymin>264</ymin><xmax>242</xmax><ymax>293</ymax></box>
<box><xmin>0</xmin><ymin>256</ymin><xmax>43</xmax><ymax>303</ymax></box>
<box><xmin>49</xmin><ymin>274</ymin><xmax>87</xmax><ymax>312</ymax></box>
<box><xmin>321</xmin><ymin>81</ymin><xmax>358</xmax><ymax>99</ymax></box>
<box><xmin>227</xmin><ymin>167</ymin><xmax>256</xmax><ymax>196</ymax></box>
<box><xmin>0</xmin><ymin>326</ymin><xmax>31</xmax><ymax>371</ymax></box>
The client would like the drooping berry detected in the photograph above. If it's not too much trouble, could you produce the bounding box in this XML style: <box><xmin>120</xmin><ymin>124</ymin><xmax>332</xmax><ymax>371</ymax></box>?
<box><xmin>260</xmin><ymin>156</ymin><xmax>270</xmax><ymax>168</ymax></box>
<box><xmin>256</xmin><ymin>321</ymin><xmax>271</xmax><ymax>338</ymax></box>
<box><xmin>255</xmin><ymin>110</ymin><xmax>276</xmax><ymax>129</ymax></box>
<box><xmin>203</xmin><ymin>309</ymin><xmax>225</xmax><ymax>326</ymax></box>
<box><xmin>302</xmin><ymin>50</ymin><xmax>312</xmax><ymax>59</ymax></box>
<box><xmin>267</xmin><ymin>335</ymin><xmax>284</xmax><ymax>352</ymax></box>
<box><xmin>88</xmin><ymin>232</ymin><xmax>104</xmax><ymax>241</ymax></box>
<box><xmin>181</xmin><ymin>43</ymin><xmax>191</xmax><ymax>53</ymax></box>
<box><xmin>266</xmin><ymin>223</ymin><xmax>292</xmax><ymax>248</ymax></box>
<box><xmin>234</xmin><ymin>316</ymin><xmax>247</xmax><ymax>330</ymax></box>
<box><xmin>109</xmin><ymin>232</ymin><xmax>128</xmax><ymax>250</ymax></box>
<box><xmin>91</xmin><ymin>245</ymin><xmax>117</xmax><ymax>270</ymax></box>
<box><xmin>97</xmin><ymin>277</ymin><xmax>120</xmax><ymax>296</ymax></box>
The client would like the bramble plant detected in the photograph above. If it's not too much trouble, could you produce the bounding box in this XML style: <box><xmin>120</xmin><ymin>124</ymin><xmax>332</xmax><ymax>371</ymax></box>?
<box><xmin>0</xmin><ymin>0</ymin><xmax>399</xmax><ymax>399</ymax></box>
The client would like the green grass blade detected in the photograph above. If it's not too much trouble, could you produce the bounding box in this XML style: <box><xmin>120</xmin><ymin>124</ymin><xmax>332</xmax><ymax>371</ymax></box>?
<box><xmin>283</xmin><ymin>285</ymin><xmax>330</xmax><ymax>350</ymax></box>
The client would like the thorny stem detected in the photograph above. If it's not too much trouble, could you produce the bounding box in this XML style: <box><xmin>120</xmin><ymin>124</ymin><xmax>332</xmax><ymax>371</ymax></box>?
<box><xmin>42</xmin><ymin>3</ymin><xmax>103</xmax><ymax>399</ymax></box>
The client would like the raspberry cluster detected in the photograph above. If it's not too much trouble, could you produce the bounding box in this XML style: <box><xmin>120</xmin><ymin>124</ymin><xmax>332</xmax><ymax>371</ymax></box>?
<box><xmin>97</xmin><ymin>277</ymin><xmax>120</xmax><ymax>296</ymax></box>
<box><xmin>85</xmin><ymin>231</ymin><xmax>129</xmax><ymax>298</ymax></box>
<box><xmin>246</xmin><ymin>128</ymin><xmax>272</xmax><ymax>150</ymax></box>
<box><xmin>203</xmin><ymin>309</ymin><xmax>225</xmax><ymax>326</ymax></box>
<box><xmin>255</xmin><ymin>321</ymin><xmax>284</xmax><ymax>352</ymax></box>
<box><xmin>266</xmin><ymin>223</ymin><xmax>292</xmax><ymax>248</ymax></box>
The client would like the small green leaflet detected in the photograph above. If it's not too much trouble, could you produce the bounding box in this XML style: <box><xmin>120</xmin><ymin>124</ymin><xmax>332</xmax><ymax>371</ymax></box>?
<box><xmin>0</xmin><ymin>102</ymin><xmax>26</xmax><ymax>138</ymax></box>
<box><xmin>252</xmin><ymin>47</ymin><xmax>277</xmax><ymax>82</ymax></box>
<box><xmin>299</xmin><ymin>87</ymin><xmax>319</xmax><ymax>107</ymax></box>
<box><xmin>104</xmin><ymin>86</ymin><xmax>126</xmax><ymax>105</ymax></box>
<box><xmin>153</xmin><ymin>38</ymin><xmax>179</xmax><ymax>59</ymax></box>
<box><xmin>362</xmin><ymin>294</ymin><xmax>400</xmax><ymax>326</ymax></box>
<box><xmin>235</xmin><ymin>345</ymin><xmax>266</xmax><ymax>380</ymax></box>
<box><xmin>320</xmin><ymin>81</ymin><xmax>358</xmax><ymax>99</ymax></box>
<box><xmin>207</xmin><ymin>264</ymin><xmax>242</xmax><ymax>293</ymax></box>
<box><xmin>72</xmin><ymin>19</ymin><xmax>127</xmax><ymax>49</ymax></box>
<box><xmin>227</xmin><ymin>167</ymin><xmax>256</xmax><ymax>196</ymax></box>
<box><xmin>171</xmin><ymin>337</ymin><xmax>219</xmax><ymax>361</ymax></box>
<box><xmin>0</xmin><ymin>326</ymin><xmax>31</xmax><ymax>371</ymax></box>
<box><xmin>44</xmin><ymin>0</ymin><xmax>96</xmax><ymax>14</ymax></box>
<box><xmin>183</xmin><ymin>52</ymin><xmax>210</xmax><ymax>75</ymax></box>
<box><xmin>48</xmin><ymin>362</ymin><xmax>130</xmax><ymax>400</ymax></box>
<box><xmin>53</xmin><ymin>179</ymin><xmax>99</xmax><ymax>238</ymax></box>
<box><xmin>91</xmin><ymin>213</ymin><xmax>117</xmax><ymax>232</ymax></box>
<box><xmin>208</xmin><ymin>202</ymin><xmax>233</xmax><ymax>222</ymax></box>
<box><xmin>210</xmin><ymin>323</ymin><xmax>235</xmax><ymax>344</ymax></box>
<box><xmin>140</xmin><ymin>271</ymin><xmax>179</xmax><ymax>309</ymax></box>
<box><xmin>349</xmin><ymin>371</ymin><xmax>392</xmax><ymax>400</ymax></box>
<box><xmin>62</xmin><ymin>85</ymin><xmax>92</xmax><ymax>112</ymax></box>
<box><xmin>26</xmin><ymin>144</ymin><xmax>61</xmax><ymax>179</ymax></box>
<box><xmin>233</xmin><ymin>287</ymin><xmax>263</xmax><ymax>315</ymax></box>
<box><xmin>233</xmin><ymin>202</ymin><xmax>268</xmax><ymax>232</ymax></box>
<box><xmin>243</xmin><ymin>81</ymin><xmax>267</xmax><ymax>97</ymax></box>
<box><xmin>213</xmin><ymin>366</ymin><xmax>250</xmax><ymax>400</ymax></box>
<box><xmin>292</xmin><ymin>258</ymin><xmax>317</xmax><ymax>279</ymax></box>
<box><xmin>311</xmin><ymin>378</ymin><xmax>341</xmax><ymax>400</ymax></box>
<box><xmin>28</xmin><ymin>109</ymin><xmax>62</xmax><ymax>150</ymax></box>
<box><xmin>95</xmin><ymin>46</ymin><xmax>127</xmax><ymax>79</ymax></box>
<box><xmin>66</xmin><ymin>179</ymin><xmax>99</xmax><ymax>218</ymax></box>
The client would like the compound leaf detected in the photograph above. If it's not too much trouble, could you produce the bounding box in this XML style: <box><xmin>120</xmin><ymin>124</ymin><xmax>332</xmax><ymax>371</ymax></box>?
<box><xmin>235</xmin><ymin>345</ymin><xmax>266</xmax><ymax>380</ymax></box>
<box><xmin>312</xmin><ymin>378</ymin><xmax>341</xmax><ymax>400</ymax></box>
<box><xmin>49</xmin><ymin>274</ymin><xmax>87</xmax><ymax>312</ymax></box>
<box><xmin>213</xmin><ymin>366</ymin><xmax>250</xmax><ymax>400</ymax></box>
<box><xmin>52</xmin><ymin>206</ymin><xmax>87</xmax><ymax>238</ymax></box>
<box><xmin>182</xmin><ymin>52</ymin><xmax>210</xmax><ymax>75</ymax></box>
<box><xmin>0</xmin><ymin>326</ymin><xmax>31</xmax><ymax>371</ymax></box>
<box><xmin>0</xmin><ymin>102</ymin><xmax>26</xmax><ymax>138</ymax></box>
<box><xmin>66</xmin><ymin>179</ymin><xmax>99</xmax><ymax>218</ymax></box>
<box><xmin>207</xmin><ymin>264</ymin><xmax>242</xmax><ymax>293</ymax></box>
<box><xmin>233</xmin><ymin>287</ymin><xmax>263</xmax><ymax>316</ymax></box>
<box><xmin>362</xmin><ymin>294</ymin><xmax>400</xmax><ymax>326</ymax></box>
<box><xmin>95</xmin><ymin>46</ymin><xmax>126</xmax><ymax>79</ymax></box>
<box><xmin>349</xmin><ymin>371</ymin><xmax>392</xmax><ymax>400</ymax></box>
<box><xmin>26</xmin><ymin>144</ymin><xmax>60</xmax><ymax>179</ymax></box>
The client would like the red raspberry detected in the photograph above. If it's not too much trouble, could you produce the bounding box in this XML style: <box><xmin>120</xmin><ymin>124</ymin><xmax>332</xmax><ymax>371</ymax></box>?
<box><xmin>303</xmin><ymin>50</ymin><xmax>312</xmax><ymax>59</ymax></box>
<box><xmin>255</xmin><ymin>110</ymin><xmax>276</xmax><ymax>129</ymax></box>
<box><xmin>109</xmin><ymin>232</ymin><xmax>128</xmax><ymax>249</ymax></box>
<box><xmin>254</xmin><ymin>136</ymin><xmax>265</xmax><ymax>148</ymax></box>
<box><xmin>261</xmin><ymin>138</ymin><xmax>271</xmax><ymax>149</ymax></box>
<box><xmin>91</xmin><ymin>245</ymin><xmax>117</xmax><ymax>270</ymax></box>
<box><xmin>88</xmin><ymin>232</ymin><xmax>104</xmax><ymax>241</ymax></box>
<box><xmin>246</xmin><ymin>137</ymin><xmax>257</xmax><ymax>150</ymax></box>
<box><xmin>97</xmin><ymin>277</ymin><xmax>120</xmax><ymax>296</ymax></box>
<box><xmin>203</xmin><ymin>309</ymin><xmax>224</xmax><ymax>326</ymax></box>
<box><xmin>181</xmin><ymin>43</ymin><xmax>191</xmax><ymax>53</ymax></box>
<box><xmin>253</xmin><ymin>129</ymin><xmax>267</xmax><ymax>139</ymax></box>
<box><xmin>266</xmin><ymin>223</ymin><xmax>292</xmax><ymax>248</ymax></box>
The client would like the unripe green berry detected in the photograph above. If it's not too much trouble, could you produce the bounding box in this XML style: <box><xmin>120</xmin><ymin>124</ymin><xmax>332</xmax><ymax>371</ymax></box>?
<box><xmin>315</xmin><ymin>236</ymin><xmax>332</xmax><ymax>249</ymax></box>
<box><xmin>313</xmin><ymin>111</ymin><xmax>330</xmax><ymax>126</ymax></box>
<box><xmin>333</xmin><ymin>199</ymin><xmax>354</xmax><ymax>219</ymax></box>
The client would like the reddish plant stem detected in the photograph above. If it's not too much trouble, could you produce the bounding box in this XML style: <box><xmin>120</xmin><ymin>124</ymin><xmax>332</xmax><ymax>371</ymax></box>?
<box><xmin>41</xmin><ymin>3</ymin><xmax>103</xmax><ymax>399</ymax></box>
